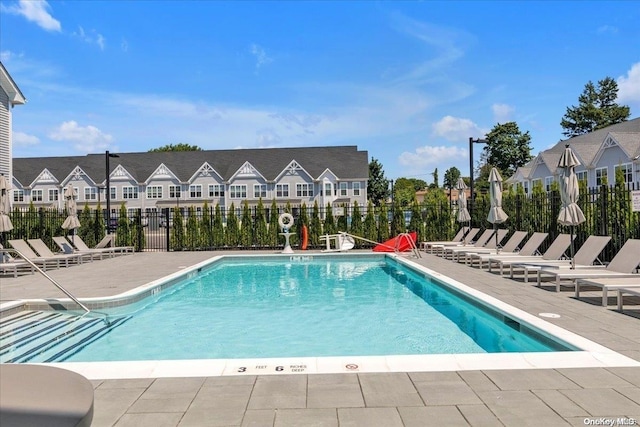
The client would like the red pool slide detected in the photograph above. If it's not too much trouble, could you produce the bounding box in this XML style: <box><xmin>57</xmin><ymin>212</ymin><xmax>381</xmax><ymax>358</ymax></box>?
<box><xmin>373</xmin><ymin>232</ymin><xmax>417</xmax><ymax>252</ymax></box>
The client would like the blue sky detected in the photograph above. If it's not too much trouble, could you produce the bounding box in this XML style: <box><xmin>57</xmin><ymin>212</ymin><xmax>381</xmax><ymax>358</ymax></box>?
<box><xmin>1</xmin><ymin>1</ymin><xmax>639</xmax><ymax>182</ymax></box>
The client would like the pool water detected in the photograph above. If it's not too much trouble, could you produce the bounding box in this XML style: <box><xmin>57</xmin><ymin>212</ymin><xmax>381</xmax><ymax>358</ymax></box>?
<box><xmin>37</xmin><ymin>256</ymin><xmax>568</xmax><ymax>363</ymax></box>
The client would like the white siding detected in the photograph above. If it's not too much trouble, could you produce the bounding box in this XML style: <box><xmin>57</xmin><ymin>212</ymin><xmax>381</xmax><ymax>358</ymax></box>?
<box><xmin>0</xmin><ymin>87</ymin><xmax>10</xmax><ymax>180</ymax></box>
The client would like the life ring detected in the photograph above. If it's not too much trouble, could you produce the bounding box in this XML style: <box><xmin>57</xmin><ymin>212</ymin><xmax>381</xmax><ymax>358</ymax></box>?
<box><xmin>278</xmin><ymin>213</ymin><xmax>294</xmax><ymax>230</ymax></box>
<box><xmin>300</xmin><ymin>225</ymin><xmax>308</xmax><ymax>250</ymax></box>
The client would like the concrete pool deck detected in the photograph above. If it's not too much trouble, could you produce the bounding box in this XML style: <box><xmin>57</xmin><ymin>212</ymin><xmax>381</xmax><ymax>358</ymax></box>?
<box><xmin>1</xmin><ymin>250</ymin><xmax>639</xmax><ymax>426</ymax></box>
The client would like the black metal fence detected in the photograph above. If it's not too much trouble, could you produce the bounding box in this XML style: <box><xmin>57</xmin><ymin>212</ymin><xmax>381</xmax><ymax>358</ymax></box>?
<box><xmin>2</xmin><ymin>183</ymin><xmax>639</xmax><ymax>261</ymax></box>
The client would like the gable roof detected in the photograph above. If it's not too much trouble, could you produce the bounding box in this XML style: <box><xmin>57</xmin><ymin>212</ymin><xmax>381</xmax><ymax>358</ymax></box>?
<box><xmin>12</xmin><ymin>146</ymin><xmax>369</xmax><ymax>187</ymax></box>
<box><xmin>0</xmin><ymin>62</ymin><xmax>26</xmax><ymax>105</ymax></box>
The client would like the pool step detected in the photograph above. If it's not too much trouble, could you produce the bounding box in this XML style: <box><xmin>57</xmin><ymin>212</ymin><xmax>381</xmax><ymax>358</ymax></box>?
<box><xmin>0</xmin><ymin>310</ymin><xmax>131</xmax><ymax>363</ymax></box>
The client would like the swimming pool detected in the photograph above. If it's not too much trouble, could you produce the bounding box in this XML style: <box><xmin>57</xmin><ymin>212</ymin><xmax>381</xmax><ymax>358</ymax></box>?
<box><xmin>1</xmin><ymin>253</ymin><xmax>638</xmax><ymax>378</ymax></box>
<box><xmin>2</xmin><ymin>255</ymin><xmax>574</xmax><ymax>364</ymax></box>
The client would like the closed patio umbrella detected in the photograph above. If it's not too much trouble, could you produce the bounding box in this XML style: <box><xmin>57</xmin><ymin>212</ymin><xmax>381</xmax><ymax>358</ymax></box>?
<box><xmin>0</xmin><ymin>175</ymin><xmax>13</xmax><ymax>262</ymax></box>
<box><xmin>62</xmin><ymin>184</ymin><xmax>81</xmax><ymax>242</ymax></box>
<box><xmin>456</xmin><ymin>177</ymin><xmax>471</xmax><ymax>243</ymax></box>
<box><xmin>557</xmin><ymin>144</ymin><xmax>585</xmax><ymax>269</ymax></box>
<box><xmin>487</xmin><ymin>167</ymin><xmax>508</xmax><ymax>252</ymax></box>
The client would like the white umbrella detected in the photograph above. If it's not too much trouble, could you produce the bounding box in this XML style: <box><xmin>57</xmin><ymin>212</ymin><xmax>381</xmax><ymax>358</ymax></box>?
<box><xmin>0</xmin><ymin>175</ymin><xmax>12</xmax><ymax>233</ymax></box>
<box><xmin>487</xmin><ymin>167</ymin><xmax>508</xmax><ymax>252</ymax></box>
<box><xmin>456</xmin><ymin>177</ymin><xmax>471</xmax><ymax>242</ymax></box>
<box><xmin>0</xmin><ymin>175</ymin><xmax>13</xmax><ymax>262</ymax></box>
<box><xmin>557</xmin><ymin>144</ymin><xmax>586</xmax><ymax>268</ymax></box>
<box><xmin>62</xmin><ymin>184</ymin><xmax>81</xmax><ymax>240</ymax></box>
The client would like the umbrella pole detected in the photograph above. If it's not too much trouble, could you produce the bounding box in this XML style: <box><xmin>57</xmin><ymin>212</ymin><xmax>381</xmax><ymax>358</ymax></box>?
<box><xmin>570</xmin><ymin>225</ymin><xmax>575</xmax><ymax>269</ymax></box>
<box><xmin>494</xmin><ymin>223</ymin><xmax>499</xmax><ymax>253</ymax></box>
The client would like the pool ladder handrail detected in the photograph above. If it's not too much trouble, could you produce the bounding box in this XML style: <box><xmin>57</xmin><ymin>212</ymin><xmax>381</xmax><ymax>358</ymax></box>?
<box><xmin>4</xmin><ymin>248</ymin><xmax>91</xmax><ymax>314</ymax></box>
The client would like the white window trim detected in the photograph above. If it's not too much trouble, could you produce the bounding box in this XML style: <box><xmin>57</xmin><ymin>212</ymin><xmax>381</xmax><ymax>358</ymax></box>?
<box><xmin>31</xmin><ymin>189</ymin><xmax>43</xmax><ymax>202</ymax></box>
<box><xmin>208</xmin><ymin>184</ymin><xmax>225</xmax><ymax>198</ymax></box>
<box><xmin>147</xmin><ymin>185</ymin><xmax>163</xmax><ymax>199</ymax></box>
<box><xmin>353</xmin><ymin>182</ymin><xmax>361</xmax><ymax>196</ymax></box>
<box><xmin>339</xmin><ymin>182</ymin><xmax>348</xmax><ymax>196</ymax></box>
<box><xmin>253</xmin><ymin>184</ymin><xmax>267</xmax><ymax>198</ymax></box>
<box><xmin>614</xmin><ymin>163</ymin><xmax>633</xmax><ymax>184</ymax></box>
<box><xmin>189</xmin><ymin>184</ymin><xmax>203</xmax><ymax>198</ymax></box>
<box><xmin>276</xmin><ymin>184</ymin><xmax>289</xmax><ymax>198</ymax></box>
<box><xmin>230</xmin><ymin>184</ymin><xmax>247</xmax><ymax>199</ymax></box>
<box><xmin>595</xmin><ymin>167</ymin><xmax>608</xmax><ymax>185</ymax></box>
<box><xmin>123</xmin><ymin>186</ymin><xmax>139</xmax><ymax>199</ymax></box>
<box><xmin>48</xmin><ymin>188</ymin><xmax>59</xmax><ymax>202</ymax></box>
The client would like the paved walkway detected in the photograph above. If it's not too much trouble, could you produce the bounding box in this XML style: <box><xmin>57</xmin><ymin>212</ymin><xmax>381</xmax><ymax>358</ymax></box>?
<box><xmin>1</xmin><ymin>250</ymin><xmax>640</xmax><ymax>426</ymax></box>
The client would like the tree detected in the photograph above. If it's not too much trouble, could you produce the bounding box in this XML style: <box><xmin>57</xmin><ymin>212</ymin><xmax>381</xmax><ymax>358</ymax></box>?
<box><xmin>254</xmin><ymin>199</ymin><xmax>268</xmax><ymax>247</ymax></box>
<box><xmin>443</xmin><ymin>167</ymin><xmax>461</xmax><ymax>191</ymax></box>
<box><xmin>240</xmin><ymin>201</ymin><xmax>253</xmax><ymax>247</ymax></box>
<box><xmin>393</xmin><ymin>177</ymin><xmax>426</xmax><ymax>208</ymax></box>
<box><xmin>560</xmin><ymin>77</ymin><xmax>630</xmax><ymax>138</ymax></box>
<box><xmin>309</xmin><ymin>201</ymin><xmax>322</xmax><ymax>247</ymax></box>
<box><xmin>149</xmin><ymin>143</ymin><xmax>203</xmax><ymax>152</ymax></box>
<box><xmin>225</xmin><ymin>203</ymin><xmax>240</xmax><ymax>247</ymax></box>
<box><xmin>429</xmin><ymin>168</ymin><xmax>439</xmax><ymax>189</ymax></box>
<box><xmin>482</xmin><ymin>122</ymin><xmax>533</xmax><ymax>178</ymax></box>
<box><xmin>212</xmin><ymin>204</ymin><xmax>225</xmax><ymax>247</ymax></box>
<box><xmin>368</xmin><ymin>158</ymin><xmax>389</xmax><ymax>206</ymax></box>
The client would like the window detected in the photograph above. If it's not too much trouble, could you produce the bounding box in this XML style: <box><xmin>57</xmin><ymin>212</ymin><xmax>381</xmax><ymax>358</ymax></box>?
<box><xmin>324</xmin><ymin>183</ymin><xmax>332</xmax><ymax>197</ymax></box>
<box><xmin>189</xmin><ymin>185</ymin><xmax>202</xmax><ymax>198</ymax></box>
<box><xmin>48</xmin><ymin>189</ymin><xmax>59</xmax><ymax>202</ymax></box>
<box><xmin>208</xmin><ymin>184</ymin><xmax>224</xmax><ymax>197</ymax></box>
<box><xmin>230</xmin><ymin>185</ymin><xmax>247</xmax><ymax>199</ymax></box>
<box><xmin>576</xmin><ymin>170</ymin><xmax>588</xmax><ymax>184</ymax></box>
<box><xmin>169</xmin><ymin>185</ymin><xmax>181</xmax><ymax>198</ymax></box>
<box><xmin>147</xmin><ymin>185</ymin><xmax>163</xmax><ymax>199</ymax></box>
<box><xmin>276</xmin><ymin>184</ymin><xmax>289</xmax><ymax>198</ymax></box>
<box><xmin>596</xmin><ymin>167</ymin><xmax>608</xmax><ymax>186</ymax></box>
<box><xmin>353</xmin><ymin>182</ymin><xmax>361</xmax><ymax>196</ymax></box>
<box><xmin>123</xmin><ymin>186</ymin><xmax>139</xmax><ymax>199</ymax></box>
<box><xmin>544</xmin><ymin>176</ymin><xmax>554</xmax><ymax>192</ymax></box>
<box><xmin>13</xmin><ymin>190</ymin><xmax>24</xmax><ymax>202</ymax></box>
<box><xmin>31</xmin><ymin>189</ymin><xmax>43</xmax><ymax>202</ymax></box>
<box><xmin>614</xmin><ymin>163</ymin><xmax>633</xmax><ymax>184</ymax></box>
<box><xmin>522</xmin><ymin>181</ymin><xmax>529</xmax><ymax>195</ymax></box>
<box><xmin>339</xmin><ymin>182</ymin><xmax>348</xmax><ymax>196</ymax></box>
<box><xmin>84</xmin><ymin>187</ymin><xmax>98</xmax><ymax>201</ymax></box>
<box><xmin>531</xmin><ymin>179</ymin><xmax>542</xmax><ymax>191</ymax></box>
<box><xmin>110</xmin><ymin>187</ymin><xmax>116</xmax><ymax>201</ymax></box>
<box><xmin>296</xmin><ymin>183</ymin><xmax>313</xmax><ymax>197</ymax></box>
<box><xmin>254</xmin><ymin>184</ymin><xmax>267</xmax><ymax>198</ymax></box>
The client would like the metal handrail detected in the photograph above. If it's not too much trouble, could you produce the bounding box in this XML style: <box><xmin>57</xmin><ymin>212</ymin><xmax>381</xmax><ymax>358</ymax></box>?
<box><xmin>2</xmin><ymin>248</ymin><xmax>91</xmax><ymax>314</ymax></box>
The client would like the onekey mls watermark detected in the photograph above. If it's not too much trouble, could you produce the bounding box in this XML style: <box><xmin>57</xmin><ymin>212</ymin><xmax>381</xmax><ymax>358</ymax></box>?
<box><xmin>583</xmin><ymin>418</ymin><xmax>637</xmax><ymax>426</ymax></box>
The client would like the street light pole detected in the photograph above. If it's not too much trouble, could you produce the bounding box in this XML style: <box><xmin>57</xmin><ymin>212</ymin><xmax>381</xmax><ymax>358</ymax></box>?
<box><xmin>468</xmin><ymin>137</ymin><xmax>488</xmax><ymax>221</ymax></box>
<box><xmin>105</xmin><ymin>150</ymin><xmax>120</xmax><ymax>234</ymax></box>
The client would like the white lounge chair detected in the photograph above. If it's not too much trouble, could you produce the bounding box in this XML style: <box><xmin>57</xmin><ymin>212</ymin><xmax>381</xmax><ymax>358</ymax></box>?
<box><xmin>320</xmin><ymin>232</ymin><xmax>355</xmax><ymax>252</ymax></box>
<box><xmin>74</xmin><ymin>235</ymin><xmax>134</xmax><ymax>255</ymax></box>
<box><xmin>616</xmin><ymin>287</ymin><xmax>640</xmax><ymax>312</ymax></box>
<box><xmin>53</xmin><ymin>236</ymin><xmax>107</xmax><ymax>261</ymax></box>
<box><xmin>441</xmin><ymin>229</ymin><xmax>495</xmax><ymax>260</ymax></box>
<box><xmin>574</xmin><ymin>277</ymin><xmax>640</xmax><ymax>307</ymax></box>
<box><xmin>8</xmin><ymin>239</ymin><xmax>62</xmax><ymax>271</ymax></box>
<box><xmin>459</xmin><ymin>231</ymin><xmax>528</xmax><ymax>264</ymax></box>
<box><xmin>424</xmin><ymin>228</ymin><xmax>481</xmax><ymax>255</ymax></box>
<box><xmin>446</xmin><ymin>229</ymin><xmax>509</xmax><ymax>262</ymax></box>
<box><xmin>537</xmin><ymin>239</ymin><xmax>640</xmax><ymax>292</ymax></box>
<box><xmin>510</xmin><ymin>235</ymin><xmax>611</xmax><ymax>282</ymax></box>
<box><xmin>27</xmin><ymin>239</ymin><xmax>86</xmax><ymax>266</ymax></box>
<box><xmin>467</xmin><ymin>232</ymin><xmax>549</xmax><ymax>269</ymax></box>
<box><xmin>487</xmin><ymin>234</ymin><xmax>572</xmax><ymax>275</ymax></box>
<box><xmin>0</xmin><ymin>244</ymin><xmax>35</xmax><ymax>277</ymax></box>
<box><xmin>420</xmin><ymin>227</ymin><xmax>466</xmax><ymax>251</ymax></box>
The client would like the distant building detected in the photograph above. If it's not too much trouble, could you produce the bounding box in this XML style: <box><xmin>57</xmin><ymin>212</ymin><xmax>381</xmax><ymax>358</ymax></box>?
<box><xmin>507</xmin><ymin>118</ymin><xmax>640</xmax><ymax>192</ymax></box>
<box><xmin>12</xmin><ymin>146</ymin><xmax>369</xmax><ymax>216</ymax></box>
<box><xmin>0</xmin><ymin>62</ymin><xmax>27</xmax><ymax>180</ymax></box>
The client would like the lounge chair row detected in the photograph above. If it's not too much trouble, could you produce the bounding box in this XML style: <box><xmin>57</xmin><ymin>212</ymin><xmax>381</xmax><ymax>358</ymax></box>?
<box><xmin>421</xmin><ymin>229</ymin><xmax>640</xmax><ymax>311</ymax></box>
<box><xmin>1</xmin><ymin>235</ymin><xmax>134</xmax><ymax>276</ymax></box>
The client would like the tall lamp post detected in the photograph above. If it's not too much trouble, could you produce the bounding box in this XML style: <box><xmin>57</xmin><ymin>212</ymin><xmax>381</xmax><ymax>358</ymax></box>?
<box><xmin>105</xmin><ymin>150</ymin><xmax>120</xmax><ymax>234</ymax></box>
<box><xmin>468</xmin><ymin>137</ymin><xmax>488</xmax><ymax>220</ymax></box>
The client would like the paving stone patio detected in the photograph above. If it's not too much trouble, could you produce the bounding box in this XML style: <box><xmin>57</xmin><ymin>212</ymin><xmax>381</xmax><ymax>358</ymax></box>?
<box><xmin>1</xmin><ymin>250</ymin><xmax>639</xmax><ymax>426</ymax></box>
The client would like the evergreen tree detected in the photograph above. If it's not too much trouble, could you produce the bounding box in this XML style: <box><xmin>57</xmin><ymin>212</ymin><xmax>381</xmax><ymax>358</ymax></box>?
<box><xmin>254</xmin><ymin>199</ymin><xmax>268</xmax><ymax>247</ymax></box>
<box><xmin>78</xmin><ymin>204</ymin><xmax>95</xmax><ymax>246</ymax></box>
<box><xmin>390</xmin><ymin>199</ymin><xmax>405</xmax><ymax>236</ymax></box>
<box><xmin>408</xmin><ymin>199</ymin><xmax>423</xmax><ymax>241</ymax></box>
<box><xmin>185</xmin><ymin>206</ymin><xmax>200</xmax><ymax>250</ymax></box>
<box><xmin>201</xmin><ymin>201</ymin><xmax>214</xmax><ymax>248</ymax></box>
<box><xmin>377</xmin><ymin>203</ymin><xmax>390</xmax><ymax>242</ymax></box>
<box><xmin>115</xmin><ymin>204</ymin><xmax>131</xmax><ymax>247</ymax></box>
<box><xmin>170</xmin><ymin>207</ymin><xmax>185</xmax><ymax>250</ymax></box>
<box><xmin>268</xmin><ymin>199</ymin><xmax>280</xmax><ymax>247</ymax></box>
<box><xmin>337</xmin><ymin>204</ymin><xmax>348</xmax><ymax>232</ymax></box>
<box><xmin>363</xmin><ymin>201</ymin><xmax>377</xmax><ymax>246</ymax></box>
<box><xmin>368</xmin><ymin>158</ymin><xmax>389</xmax><ymax>205</ymax></box>
<box><xmin>240</xmin><ymin>201</ymin><xmax>253</xmax><ymax>248</ymax></box>
<box><xmin>350</xmin><ymin>201</ymin><xmax>364</xmax><ymax>247</ymax></box>
<box><xmin>93</xmin><ymin>202</ymin><xmax>105</xmax><ymax>245</ymax></box>
<box><xmin>309</xmin><ymin>201</ymin><xmax>322</xmax><ymax>247</ymax></box>
<box><xmin>225</xmin><ymin>203</ymin><xmax>240</xmax><ymax>247</ymax></box>
<box><xmin>131</xmin><ymin>209</ymin><xmax>145</xmax><ymax>251</ymax></box>
<box><xmin>561</xmin><ymin>77</ymin><xmax>630</xmax><ymax>137</ymax></box>
<box><xmin>298</xmin><ymin>203</ymin><xmax>309</xmax><ymax>247</ymax></box>
<box><xmin>324</xmin><ymin>203</ymin><xmax>336</xmax><ymax>235</ymax></box>
<box><xmin>212</xmin><ymin>204</ymin><xmax>225</xmax><ymax>247</ymax></box>
<box><xmin>443</xmin><ymin>167</ymin><xmax>461</xmax><ymax>192</ymax></box>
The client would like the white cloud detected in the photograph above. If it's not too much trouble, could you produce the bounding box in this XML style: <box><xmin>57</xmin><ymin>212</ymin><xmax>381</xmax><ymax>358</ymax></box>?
<box><xmin>597</xmin><ymin>25</ymin><xmax>618</xmax><ymax>34</ymax></box>
<box><xmin>13</xmin><ymin>131</ymin><xmax>40</xmax><ymax>147</ymax></box>
<box><xmin>48</xmin><ymin>121</ymin><xmax>113</xmax><ymax>153</ymax></box>
<box><xmin>398</xmin><ymin>145</ymin><xmax>468</xmax><ymax>169</ymax></box>
<box><xmin>617</xmin><ymin>62</ymin><xmax>640</xmax><ymax>103</ymax></box>
<box><xmin>2</xmin><ymin>0</ymin><xmax>61</xmax><ymax>32</ymax></box>
<box><xmin>73</xmin><ymin>26</ymin><xmax>106</xmax><ymax>50</ymax></box>
<box><xmin>249</xmin><ymin>44</ymin><xmax>273</xmax><ymax>71</ymax></box>
<box><xmin>492</xmin><ymin>103</ymin><xmax>515</xmax><ymax>123</ymax></box>
<box><xmin>431</xmin><ymin>116</ymin><xmax>484</xmax><ymax>142</ymax></box>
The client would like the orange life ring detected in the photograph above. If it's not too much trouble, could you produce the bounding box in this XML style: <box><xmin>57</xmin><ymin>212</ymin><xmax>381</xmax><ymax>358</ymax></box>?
<box><xmin>301</xmin><ymin>225</ymin><xmax>309</xmax><ymax>250</ymax></box>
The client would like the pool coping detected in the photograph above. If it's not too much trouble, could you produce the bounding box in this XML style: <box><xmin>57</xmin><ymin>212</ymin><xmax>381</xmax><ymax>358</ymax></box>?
<box><xmin>2</xmin><ymin>252</ymin><xmax>639</xmax><ymax>380</ymax></box>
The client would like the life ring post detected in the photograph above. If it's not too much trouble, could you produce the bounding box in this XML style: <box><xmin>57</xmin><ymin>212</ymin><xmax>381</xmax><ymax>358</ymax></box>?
<box><xmin>278</xmin><ymin>213</ymin><xmax>295</xmax><ymax>254</ymax></box>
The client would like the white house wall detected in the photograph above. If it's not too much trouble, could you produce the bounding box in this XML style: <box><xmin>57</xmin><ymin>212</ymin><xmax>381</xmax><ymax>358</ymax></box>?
<box><xmin>0</xmin><ymin>87</ymin><xmax>10</xmax><ymax>179</ymax></box>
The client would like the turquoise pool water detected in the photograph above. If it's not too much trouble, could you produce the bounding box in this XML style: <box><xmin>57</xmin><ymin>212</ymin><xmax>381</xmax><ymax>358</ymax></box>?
<box><xmin>2</xmin><ymin>256</ymin><xmax>574</xmax><ymax>363</ymax></box>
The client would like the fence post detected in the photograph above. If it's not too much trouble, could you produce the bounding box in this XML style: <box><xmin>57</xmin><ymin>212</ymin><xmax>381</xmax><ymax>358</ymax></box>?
<box><xmin>164</xmin><ymin>207</ymin><xmax>170</xmax><ymax>251</ymax></box>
